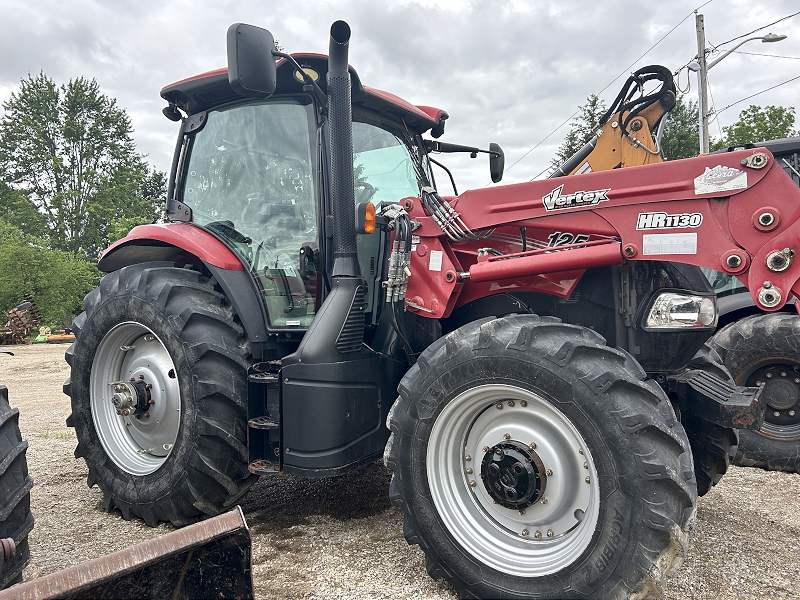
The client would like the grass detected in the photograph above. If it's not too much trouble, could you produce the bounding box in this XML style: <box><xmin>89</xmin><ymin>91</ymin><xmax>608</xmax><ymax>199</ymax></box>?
<box><xmin>38</xmin><ymin>427</ymin><xmax>75</xmax><ymax>440</ymax></box>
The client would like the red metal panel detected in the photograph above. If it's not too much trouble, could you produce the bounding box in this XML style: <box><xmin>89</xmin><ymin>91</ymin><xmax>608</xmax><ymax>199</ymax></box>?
<box><xmin>450</xmin><ymin>150</ymin><xmax>772</xmax><ymax>231</ymax></box>
<box><xmin>405</xmin><ymin>237</ymin><xmax>459</xmax><ymax>318</ymax></box>
<box><xmin>98</xmin><ymin>224</ymin><xmax>244</xmax><ymax>271</ymax></box>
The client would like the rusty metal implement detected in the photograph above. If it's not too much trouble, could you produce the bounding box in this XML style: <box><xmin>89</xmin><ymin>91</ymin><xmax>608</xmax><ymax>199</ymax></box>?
<box><xmin>5</xmin><ymin>507</ymin><xmax>253</xmax><ymax>600</ymax></box>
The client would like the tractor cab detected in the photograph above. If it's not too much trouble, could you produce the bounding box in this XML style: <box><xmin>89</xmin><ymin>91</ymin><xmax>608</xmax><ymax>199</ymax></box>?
<box><xmin>158</xmin><ymin>56</ymin><xmax>442</xmax><ymax>332</ymax></box>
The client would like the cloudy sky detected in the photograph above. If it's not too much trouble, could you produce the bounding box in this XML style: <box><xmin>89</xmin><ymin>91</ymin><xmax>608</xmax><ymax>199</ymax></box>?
<box><xmin>1</xmin><ymin>0</ymin><xmax>799</xmax><ymax>191</ymax></box>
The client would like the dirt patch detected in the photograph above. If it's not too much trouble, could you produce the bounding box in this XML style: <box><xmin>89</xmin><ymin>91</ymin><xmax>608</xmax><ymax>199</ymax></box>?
<box><xmin>3</xmin><ymin>343</ymin><xmax>799</xmax><ymax>598</ymax></box>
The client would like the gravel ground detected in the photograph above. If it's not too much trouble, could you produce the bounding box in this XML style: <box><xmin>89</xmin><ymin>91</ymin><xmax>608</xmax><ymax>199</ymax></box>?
<box><xmin>3</xmin><ymin>342</ymin><xmax>800</xmax><ymax>599</ymax></box>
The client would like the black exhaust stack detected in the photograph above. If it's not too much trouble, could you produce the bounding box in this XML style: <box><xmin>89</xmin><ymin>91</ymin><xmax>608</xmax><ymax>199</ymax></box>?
<box><xmin>284</xmin><ymin>21</ymin><xmax>365</xmax><ymax>365</ymax></box>
<box><xmin>278</xmin><ymin>22</ymin><xmax>405</xmax><ymax>477</ymax></box>
<box><xmin>327</xmin><ymin>21</ymin><xmax>360</xmax><ymax>278</ymax></box>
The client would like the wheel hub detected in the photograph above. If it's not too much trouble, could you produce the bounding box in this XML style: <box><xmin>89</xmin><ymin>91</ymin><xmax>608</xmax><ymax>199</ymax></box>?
<box><xmin>764</xmin><ymin>379</ymin><xmax>796</xmax><ymax>411</ymax></box>
<box><xmin>481</xmin><ymin>441</ymin><xmax>547</xmax><ymax>509</ymax></box>
<box><xmin>751</xmin><ymin>365</ymin><xmax>800</xmax><ymax>426</ymax></box>
<box><xmin>110</xmin><ymin>380</ymin><xmax>152</xmax><ymax>416</ymax></box>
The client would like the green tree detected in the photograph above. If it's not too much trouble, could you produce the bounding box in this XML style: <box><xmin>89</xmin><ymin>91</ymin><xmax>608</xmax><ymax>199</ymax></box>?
<box><xmin>710</xmin><ymin>105</ymin><xmax>797</xmax><ymax>150</ymax></box>
<box><xmin>551</xmin><ymin>94</ymin><xmax>607</xmax><ymax>171</ymax></box>
<box><xmin>0</xmin><ymin>219</ymin><xmax>100</xmax><ymax>327</ymax></box>
<box><xmin>660</xmin><ymin>96</ymin><xmax>700</xmax><ymax>160</ymax></box>
<box><xmin>0</xmin><ymin>72</ymin><xmax>164</xmax><ymax>259</ymax></box>
<box><xmin>0</xmin><ymin>182</ymin><xmax>47</xmax><ymax>237</ymax></box>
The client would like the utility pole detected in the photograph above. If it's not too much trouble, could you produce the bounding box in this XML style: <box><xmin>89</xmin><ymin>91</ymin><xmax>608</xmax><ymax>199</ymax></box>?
<box><xmin>691</xmin><ymin>14</ymin><xmax>786</xmax><ymax>155</ymax></box>
<box><xmin>695</xmin><ymin>13</ymin><xmax>710</xmax><ymax>154</ymax></box>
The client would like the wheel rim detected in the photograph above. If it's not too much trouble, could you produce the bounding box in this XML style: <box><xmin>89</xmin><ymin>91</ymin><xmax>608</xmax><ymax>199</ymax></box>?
<box><xmin>90</xmin><ymin>322</ymin><xmax>181</xmax><ymax>475</ymax></box>
<box><xmin>748</xmin><ymin>363</ymin><xmax>800</xmax><ymax>440</ymax></box>
<box><xmin>427</xmin><ymin>384</ymin><xmax>600</xmax><ymax>577</ymax></box>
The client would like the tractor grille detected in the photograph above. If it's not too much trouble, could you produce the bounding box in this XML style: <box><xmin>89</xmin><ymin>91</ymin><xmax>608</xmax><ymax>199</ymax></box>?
<box><xmin>336</xmin><ymin>285</ymin><xmax>365</xmax><ymax>353</ymax></box>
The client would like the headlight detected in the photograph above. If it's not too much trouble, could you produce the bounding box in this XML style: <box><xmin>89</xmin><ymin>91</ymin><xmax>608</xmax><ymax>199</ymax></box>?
<box><xmin>643</xmin><ymin>292</ymin><xmax>717</xmax><ymax>330</ymax></box>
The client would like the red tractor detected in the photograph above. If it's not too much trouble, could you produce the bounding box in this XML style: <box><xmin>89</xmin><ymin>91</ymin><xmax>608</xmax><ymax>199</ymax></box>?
<box><xmin>64</xmin><ymin>21</ymin><xmax>800</xmax><ymax>598</ymax></box>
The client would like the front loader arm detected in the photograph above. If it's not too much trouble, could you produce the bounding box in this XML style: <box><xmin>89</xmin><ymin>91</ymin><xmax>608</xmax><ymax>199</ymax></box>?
<box><xmin>405</xmin><ymin>148</ymin><xmax>800</xmax><ymax>316</ymax></box>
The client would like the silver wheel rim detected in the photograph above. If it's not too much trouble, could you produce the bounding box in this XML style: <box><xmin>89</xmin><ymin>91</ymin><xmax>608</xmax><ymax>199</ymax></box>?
<box><xmin>90</xmin><ymin>322</ymin><xmax>181</xmax><ymax>475</ymax></box>
<box><xmin>427</xmin><ymin>384</ymin><xmax>600</xmax><ymax>577</ymax></box>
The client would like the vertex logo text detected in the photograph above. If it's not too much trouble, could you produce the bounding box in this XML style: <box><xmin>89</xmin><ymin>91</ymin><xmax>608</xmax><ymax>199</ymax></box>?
<box><xmin>542</xmin><ymin>185</ymin><xmax>611</xmax><ymax>211</ymax></box>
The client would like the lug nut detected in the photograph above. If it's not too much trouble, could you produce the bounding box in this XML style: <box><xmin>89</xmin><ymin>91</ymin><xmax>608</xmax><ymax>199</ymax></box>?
<box><xmin>503</xmin><ymin>433</ymin><xmax>511</xmax><ymax>440</ymax></box>
<box><xmin>774</xmin><ymin>411</ymin><xmax>781</xmax><ymax>417</ymax></box>
<box><xmin>469</xmin><ymin>480</ymin><xmax>476</xmax><ymax>487</ymax></box>
<box><xmin>529</xmin><ymin>442</ymin><xmax>537</xmax><ymax>450</ymax></box>
<box><xmin>789</xmin><ymin>410</ymin><xmax>796</xmax><ymax>417</ymax></box>
<box><xmin>465</xmin><ymin>454</ymin><xmax>472</xmax><ymax>462</ymax></box>
<box><xmin>541</xmin><ymin>497</ymin><xmax>548</xmax><ymax>504</ymax></box>
<box><xmin>521</xmin><ymin>529</ymin><xmax>529</xmax><ymax>537</ymax></box>
<box><xmin>534</xmin><ymin>530</ymin><xmax>542</xmax><ymax>538</ymax></box>
<box><xmin>546</xmin><ymin>469</ymin><xmax>553</xmax><ymax>476</ymax></box>
<box><xmin>584</xmin><ymin>462</ymin><xmax>588</xmax><ymax>469</ymax></box>
<box><xmin>130</xmin><ymin>378</ymin><xmax>135</xmax><ymax>382</ymax></box>
<box><xmin>520</xmin><ymin>400</ymin><xmax>527</xmax><ymax>407</ymax></box>
<box><xmin>507</xmin><ymin>400</ymin><xmax>515</xmax><ymax>407</ymax></box>
<box><xmin>579</xmin><ymin>449</ymin><xmax>584</xmax><ymax>455</ymax></box>
<box><xmin>146</xmin><ymin>383</ymin><xmax>153</xmax><ymax>389</ymax></box>
<box><xmin>483</xmin><ymin>446</ymin><xmax>490</xmax><ymax>453</ymax></box>
<box><xmin>585</xmin><ymin>476</ymin><xmax>591</xmax><ymax>484</ymax></box>
<box><xmin>519</xmin><ymin>509</ymin><xmax>526</xmax><ymax>515</ymax></box>
<box><xmin>466</xmin><ymin>468</ymin><xmax>473</xmax><ymax>475</ymax></box>
<box><xmin>145</xmin><ymin>412</ymin><xmax>150</xmax><ymax>418</ymax></box>
<box><xmin>767</xmin><ymin>373</ymin><xmax>773</xmax><ymax>379</ymax></box>
<box><xmin>547</xmin><ymin>529</ymin><xmax>554</xmax><ymax>537</ymax></box>
<box><xmin>139</xmin><ymin>374</ymin><xmax>144</xmax><ymax>380</ymax></box>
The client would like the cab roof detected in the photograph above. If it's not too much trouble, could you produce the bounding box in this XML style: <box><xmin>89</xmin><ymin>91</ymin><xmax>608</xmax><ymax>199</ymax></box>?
<box><xmin>161</xmin><ymin>53</ymin><xmax>447</xmax><ymax>135</ymax></box>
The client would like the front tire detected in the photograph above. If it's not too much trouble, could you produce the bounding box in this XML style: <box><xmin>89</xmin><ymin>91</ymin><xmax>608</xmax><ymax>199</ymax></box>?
<box><xmin>710</xmin><ymin>313</ymin><xmax>800</xmax><ymax>473</ymax></box>
<box><xmin>64</xmin><ymin>263</ymin><xmax>254</xmax><ymax>526</ymax></box>
<box><xmin>386</xmin><ymin>315</ymin><xmax>697</xmax><ymax>599</ymax></box>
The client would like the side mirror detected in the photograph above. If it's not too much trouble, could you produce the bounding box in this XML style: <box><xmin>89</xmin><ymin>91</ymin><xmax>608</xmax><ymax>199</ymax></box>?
<box><xmin>489</xmin><ymin>143</ymin><xmax>505</xmax><ymax>183</ymax></box>
<box><xmin>227</xmin><ymin>23</ymin><xmax>277</xmax><ymax>98</ymax></box>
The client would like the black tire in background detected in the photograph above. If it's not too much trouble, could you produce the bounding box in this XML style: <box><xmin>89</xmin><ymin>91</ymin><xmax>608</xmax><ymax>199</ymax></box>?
<box><xmin>709</xmin><ymin>313</ymin><xmax>800</xmax><ymax>473</ymax></box>
<box><xmin>65</xmin><ymin>263</ymin><xmax>254</xmax><ymax>527</ymax></box>
<box><xmin>683</xmin><ymin>344</ymin><xmax>740</xmax><ymax>496</ymax></box>
<box><xmin>0</xmin><ymin>385</ymin><xmax>34</xmax><ymax>589</ymax></box>
<box><xmin>386</xmin><ymin>315</ymin><xmax>697</xmax><ymax>599</ymax></box>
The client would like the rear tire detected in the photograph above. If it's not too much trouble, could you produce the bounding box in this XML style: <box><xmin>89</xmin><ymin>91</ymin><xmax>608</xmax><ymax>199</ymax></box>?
<box><xmin>709</xmin><ymin>313</ymin><xmax>800</xmax><ymax>473</ymax></box>
<box><xmin>0</xmin><ymin>385</ymin><xmax>34</xmax><ymax>589</ymax></box>
<box><xmin>64</xmin><ymin>263</ymin><xmax>254</xmax><ymax>527</ymax></box>
<box><xmin>385</xmin><ymin>315</ymin><xmax>697</xmax><ymax>599</ymax></box>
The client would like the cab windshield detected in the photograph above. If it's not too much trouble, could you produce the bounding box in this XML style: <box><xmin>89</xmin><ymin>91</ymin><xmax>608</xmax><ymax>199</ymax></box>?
<box><xmin>180</xmin><ymin>99</ymin><xmax>318</xmax><ymax>328</ymax></box>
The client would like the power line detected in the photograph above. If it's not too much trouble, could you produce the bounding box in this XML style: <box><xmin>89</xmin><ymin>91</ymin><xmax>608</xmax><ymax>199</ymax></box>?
<box><xmin>732</xmin><ymin>50</ymin><xmax>800</xmax><ymax>60</ymax></box>
<box><xmin>506</xmin><ymin>0</ymin><xmax>714</xmax><ymax>180</ymax></box>
<box><xmin>503</xmin><ymin>110</ymin><xmax>580</xmax><ymax>174</ymax></box>
<box><xmin>710</xmin><ymin>11</ymin><xmax>800</xmax><ymax>49</ymax></box>
<box><xmin>707</xmin><ymin>79</ymin><xmax>723</xmax><ymax>138</ymax></box>
<box><xmin>709</xmin><ymin>74</ymin><xmax>800</xmax><ymax>121</ymax></box>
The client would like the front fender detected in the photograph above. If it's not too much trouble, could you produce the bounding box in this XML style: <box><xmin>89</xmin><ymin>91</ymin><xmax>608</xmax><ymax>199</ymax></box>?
<box><xmin>97</xmin><ymin>223</ymin><xmax>245</xmax><ymax>273</ymax></box>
